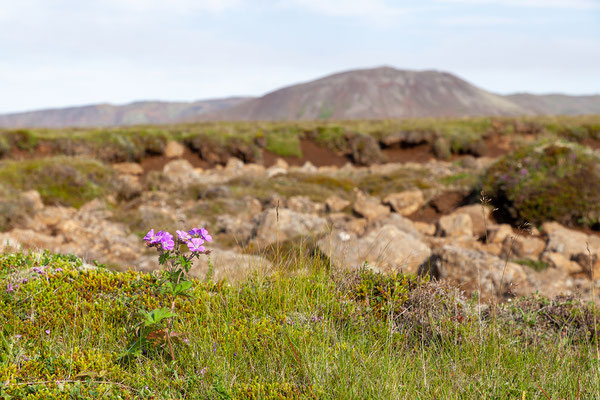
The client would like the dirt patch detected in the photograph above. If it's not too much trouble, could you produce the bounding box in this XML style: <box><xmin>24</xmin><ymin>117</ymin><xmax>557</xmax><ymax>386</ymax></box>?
<box><xmin>382</xmin><ymin>143</ymin><xmax>434</xmax><ymax>163</ymax></box>
<box><xmin>408</xmin><ymin>191</ymin><xmax>471</xmax><ymax>224</ymax></box>
<box><xmin>8</xmin><ymin>143</ymin><xmax>54</xmax><ymax>160</ymax></box>
<box><xmin>262</xmin><ymin>139</ymin><xmax>349</xmax><ymax>167</ymax></box>
<box><xmin>484</xmin><ymin>134</ymin><xmax>512</xmax><ymax>158</ymax></box>
<box><xmin>581</xmin><ymin>138</ymin><xmax>600</xmax><ymax>150</ymax></box>
<box><xmin>140</xmin><ymin>147</ymin><xmax>210</xmax><ymax>174</ymax></box>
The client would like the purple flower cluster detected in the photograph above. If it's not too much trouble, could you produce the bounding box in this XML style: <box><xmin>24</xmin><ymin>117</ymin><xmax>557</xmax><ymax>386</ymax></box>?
<box><xmin>143</xmin><ymin>227</ymin><xmax>212</xmax><ymax>253</ymax></box>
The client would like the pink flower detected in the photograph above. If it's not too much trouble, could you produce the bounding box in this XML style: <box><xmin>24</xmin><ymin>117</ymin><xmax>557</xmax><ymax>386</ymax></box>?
<box><xmin>189</xmin><ymin>227</ymin><xmax>212</xmax><ymax>242</ymax></box>
<box><xmin>187</xmin><ymin>238</ymin><xmax>205</xmax><ymax>253</ymax></box>
<box><xmin>144</xmin><ymin>229</ymin><xmax>164</xmax><ymax>244</ymax></box>
<box><xmin>176</xmin><ymin>230</ymin><xmax>191</xmax><ymax>242</ymax></box>
<box><xmin>160</xmin><ymin>232</ymin><xmax>175</xmax><ymax>251</ymax></box>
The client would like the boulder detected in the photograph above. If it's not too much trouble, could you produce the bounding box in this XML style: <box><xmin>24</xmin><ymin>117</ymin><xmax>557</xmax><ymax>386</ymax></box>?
<box><xmin>266</xmin><ymin>167</ymin><xmax>287</xmax><ymax>178</ymax></box>
<box><xmin>112</xmin><ymin>162</ymin><xmax>144</xmax><ymax>176</ymax></box>
<box><xmin>346</xmin><ymin>134</ymin><xmax>386</xmax><ymax>166</ymax></box>
<box><xmin>453</xmin><ymin>204</ymin><xmax>493</xmax><ymax>238</ymax></box>
<box><xmin>367</xmin><ymin>213</ymin><xmax>421</xmax><ymax>239</ymax></box>
<box><xmin>33</xmin><ymin>206</ymin><xmax>77</xmax><ymax>229</ymax></box>
<box><xmin>424</xmin><ymin>244</ymin><xmax>534</xmax><ymax>300</ymax></box>
<box><xmin>115</xmin><ymin>174</ymin><xmax>142</xmax><ymax>200</ymax></box>
<box><xmin>273</xmin><ymin>158</ymin><xmax>289</xmax><ymax>169</ymax></box>
<box><xmin>352</xmin><ymin>191</ymin><xmax>390</xmax><ymax>221</ymax></box>
<box><xmin>318</xmin><ymin>225</ymin><xmax>431</xmax><ymax>274</ymax></box>
<box><xmin>413</xmin><ymin>221</ymin><xmax>436</xmax><ymax>236</ymax></box>
<box><xmin>215</xmin><ymin>214</ymin><xmax>255</xmax><ymax>245</ymax></box>
<box><xmin>8</xmin><ymin>229</ymin><xmax>64</xmax><ymax>251</ymax></box>
<box><xmin>325</xmin><ymin>196</ymin><xmax>350</xmax><ymax>213</ymax></box>
<box><xmin>225</xmin><ymin>157</ymin><xmax>245</xmax><ymax>172</ymax></box>
<box><xmin>436</xmin><ymin>213</ymin><xmax>473</xmax><ymax>237</ymax></box>
<box><xmin>20</xmin><ymin>190</ymin><xmax>44</xmax><ymax>213</ymax></box>
<box><xmin>163</xmin><ymin>159</ymin><xmax>200</xmax><ymax>186</ymax></box>
<box><xmin>254</xmin><ymin>209</ymin><xmax>328</xmax><ymax>245</ymax></box>
<box><xmin>383</xmin><ymin>190</ymin><xmax>424</xmax><ymax>216</ymax></box>
<box><xmin>542</xmin><ymin>222</ymin><xmax>600</xmax><ymax>271</ymax></box>
<box><xmin>487</xmin><ymin>224</ymin><xmax>514</xmax><ymax>244</ymax></box>
<box><xmin>287</xmin><ymin>196</ymin><xmax>324</xmax><ymax>214</ymax></box>
<box><xmin>541</xmin><ymin>252</ymin><xmax>583</xmax><ymax>275</ymax></box>
<box><xmin>299</xmin><ymin>161</ymin><xmax>318</xmax><ymax>173</ymax></box>
<box><xmin>502</xmin><ymin>235</ymin><xmax>546</xmax><ymax>260</ymax></box>
<box><xmin>0</xmin><ymin>233</ymin><xmax>21</xmax><ymax>250</ymax></box>
<box><xmin>164</xmin><ymin>141</ymin><xmax>185</xmax><ymax>158</ymax></box>
<box><xmin>242</xmin><ymin>163</ymin><xmax>266</xmax><ymax>178</ymax></box>
<box><xmin>189</xmin><ymin>248</ymin><xmax>272</xmax><ymax>282</ymax></box>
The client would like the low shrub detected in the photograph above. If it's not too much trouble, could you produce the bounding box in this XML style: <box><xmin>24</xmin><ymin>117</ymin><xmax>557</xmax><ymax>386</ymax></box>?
<box><xmin>483</xmin><ymin>140</ymin><xmax>600</xmax><ymax>228</ymax></box>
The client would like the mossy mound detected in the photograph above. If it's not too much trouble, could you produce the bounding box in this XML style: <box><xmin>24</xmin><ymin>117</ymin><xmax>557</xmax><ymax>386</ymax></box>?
<box><xmin>483</xmin><ymin>140</ymin><xmax>600</xmax><ymax>229</ymax></box>
<box><xmin>0</xmin><ymin>156</ymin><xmax>114</xmax><ymax>208</ymax></box>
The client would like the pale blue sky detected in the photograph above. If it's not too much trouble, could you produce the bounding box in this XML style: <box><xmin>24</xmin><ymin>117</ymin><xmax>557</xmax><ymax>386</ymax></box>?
<box><xmin>0</xmin><ymin>0</ymin><xmax>599</xmax><ymax>113</ymax></box>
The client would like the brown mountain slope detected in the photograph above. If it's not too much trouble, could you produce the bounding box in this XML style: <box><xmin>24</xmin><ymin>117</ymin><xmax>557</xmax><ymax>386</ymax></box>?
<box><xmin>506</xmin><ymin>93</ymin><xmax>600</xmax><ymax>115</ymax></box>
<box><xmin>203</xmin><ymin>67</ymin><xmax>525</xmax><ymax>121</ymax></box>
<box><xmin>0</xmin><ymin>97</ymin><xmax>250</xmax><ymax>128</ymax></box>
<box><xmin>1</xmin><ymin>67</ymin><xmax>599</xmax><ymax>128</ymax></box>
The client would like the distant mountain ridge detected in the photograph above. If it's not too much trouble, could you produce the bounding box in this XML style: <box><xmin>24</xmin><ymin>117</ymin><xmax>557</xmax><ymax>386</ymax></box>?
<box><xmin>0</xmin><ymin>97</ymin><xmax>250</xmax><ymax>128</ymax></box>
<box><xmin>1</xmin><ymin>67</ymin><xmax>599</xmax><ymax>128</ymax></box>
<box><xmin>203</xmin><ymin>67</ymin><xmax>524</xmax><ymax>121</ymax></box>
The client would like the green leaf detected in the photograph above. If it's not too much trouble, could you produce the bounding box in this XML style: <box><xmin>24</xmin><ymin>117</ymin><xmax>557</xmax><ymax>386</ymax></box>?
<box><xmin>142</xmin><ymin>308</ymin><xmax>176</xmax><ymax>327</ymax></box>
<box><xmin>173</xmin><ymin>281</ymin><xmax>193</xmax><ymax>297</ymax></box>
<box><xmin>159</xmin><ymin>253</ymin><xmax>170</xmax><ymax>265</ymax></box>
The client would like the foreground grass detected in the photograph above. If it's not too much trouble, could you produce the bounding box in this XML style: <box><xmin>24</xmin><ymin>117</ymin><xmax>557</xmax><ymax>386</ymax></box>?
<box><xmin>1</xmin><ymin>251</ymin><xmax>600</xmax><ymax>399</ymax></box>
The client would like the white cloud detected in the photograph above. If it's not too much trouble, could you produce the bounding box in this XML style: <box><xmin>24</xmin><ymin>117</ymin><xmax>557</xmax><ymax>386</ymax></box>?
<box><xmin>289</xmin><ymin>0</ymin><xmax>408</xmax><ymax>21</ymax></box>
<box><xmin>101</xmin><ymin>0</ymin><xmax>243</xmax><ymax>13</ymax></box>
<box><xmin>439</xmin><ymin>0</ymin><xmax>600</xmax><ymax>9</ymax></box>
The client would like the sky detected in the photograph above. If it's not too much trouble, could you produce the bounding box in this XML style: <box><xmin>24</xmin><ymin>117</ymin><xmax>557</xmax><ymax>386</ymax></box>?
<box><xmin>0</xmin><ymin>0</ymin><xmax>599</xmax><ymax>114</ymax></box>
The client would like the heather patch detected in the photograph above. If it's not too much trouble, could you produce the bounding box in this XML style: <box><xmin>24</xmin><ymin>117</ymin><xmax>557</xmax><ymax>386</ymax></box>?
<box><xmin>483</xmin><ymin>140</ymin><xmax>600</xmax><ymax>229</ymax></box>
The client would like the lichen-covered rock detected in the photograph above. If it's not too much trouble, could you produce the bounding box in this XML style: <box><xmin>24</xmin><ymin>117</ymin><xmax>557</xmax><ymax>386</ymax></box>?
<box><xmin>424</xmin><ymin>244</ymin><xmax>534</xmax><ymax>301</ymax></box>
<box><xmin>353</xmin><ymin>191</ymin><xmax>390</xmax><ymax>221</ymax></box>
<box><xmin>436</xmin><ymin>213</ymin><xmax>473</xmax><ymax>237</ymax></box>
<box><xmin>501</xmin><ymin>235</ymin><xmax>546</xmax><ymax>260</ymax></box>
<box><xmin>318</xmin><ymin>225</ymin><xmax>431</xmax><ymax>274</ymax></box>
<box><xmin>287</xmin><ymin>196</ymin><xmax>324</xmax><ymax>214</ymax></box>
<box><xmin>112</xmin><ymin>162</ymin><xmax>144</xmax><ymax>176</ymax></box>
<box><xmin>325</xmin><ymin>195</ymin><xmax>350</xmax><ymax>212</ymax></box>
<box><xmin>487</xmin><ymin>224</ymin><xmax>514</xmax><ymax>244</ymax></box>
<box><xmin>452</xmin><ymin>204</ymin><xmax>492</xmax><ymax>238</ymax></box>
<box><xmin>254</xmin><ymin>209</ymin><xmax>328</xmax><ymax>245</ymax></box>
<box><xmin>383</xmin><ymin>190</ymin><xmax>424</xmax><ymax>216</ymax></box>
<box><xmin>164</xmin><ymin>141</ymin><xmax>185</xmax><ymax>158</ymax></box>
<box><xmin>20</xmin><ymin>190</ymin><xmax>44</xmax><ymax>213</ymax></box>
<box><xmin>163</xmin><ymin>159</ymin><xmax>200</xmax><ymax>186</ymax></box>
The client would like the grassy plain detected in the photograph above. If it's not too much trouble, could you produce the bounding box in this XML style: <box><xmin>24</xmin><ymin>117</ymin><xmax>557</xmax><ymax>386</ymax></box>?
<box><xmin>1</xmin><ymin>251</ymin><xmax>600</xmax><ymax>399</ymax></box>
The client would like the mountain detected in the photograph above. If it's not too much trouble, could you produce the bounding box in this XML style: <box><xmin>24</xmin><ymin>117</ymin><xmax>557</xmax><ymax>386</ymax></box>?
<box><xmin>203</xmin><ymin>67</ymin><xmax>525</xmax><ymax>121</ymax></box>
<box><xmin>506</xmin><ymin>93</ymin><xmax>600</xmax><ymax>115</ymax></box>
<box><xmin>1</xmin><ymin>66</ymin><xmax>599</xmax><ymax>128</ymax></box>
<box><xmin>0</xmin><ymin>97</ymin><xmax>250</xmax><ymax>128</ymax></box>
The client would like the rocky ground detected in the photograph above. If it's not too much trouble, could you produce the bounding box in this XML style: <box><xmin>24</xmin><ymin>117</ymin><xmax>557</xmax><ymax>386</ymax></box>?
<box><xmin>1</xmin><ymin>139</ymin><xmax>599</xmax><ymax>303</ymax></box>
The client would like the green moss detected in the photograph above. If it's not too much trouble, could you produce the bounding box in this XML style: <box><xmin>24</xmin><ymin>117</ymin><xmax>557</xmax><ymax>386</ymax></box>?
<box><xmin>513</xmin><ymin>258</ymin><xmax>550</xmax><ymax>271</ymax></box>
<box><xmin>0</xmin><ymin>156</ymin><xmax>114</xmax><ymax>207</ymax></box>
<box><xmin>265</xmin><ymin>129</ymin><xmax>302</xmax><ymax>158</ymax></box>
<box><xmin>227</xmin><ymin>173</ymin><xmax>353</xmax><ymax>203</ymax></box>
<box><xmin>354</xmin><ymin>168</ymin><xmax>433</xmax><ymax>196</ymax></box>
<box><xmin>440</xmin><ymin>171</ymin><xmax>479</xmax><ymax>188</ymax></box>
